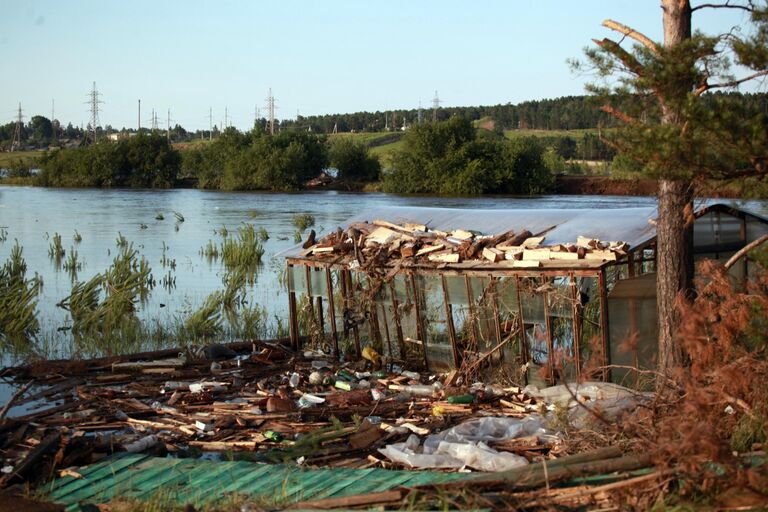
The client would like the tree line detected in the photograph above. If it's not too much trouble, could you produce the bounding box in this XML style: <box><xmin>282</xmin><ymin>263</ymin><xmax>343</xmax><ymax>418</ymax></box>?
<box><xmin>3</xmin><ymin>93</ymin><xmax>765</xmax><ymax>151</ymax></box>
<box><xmin>33</xmin><ymin>120</ymin><xmax>563</xmax><ymax>195</ymax></box>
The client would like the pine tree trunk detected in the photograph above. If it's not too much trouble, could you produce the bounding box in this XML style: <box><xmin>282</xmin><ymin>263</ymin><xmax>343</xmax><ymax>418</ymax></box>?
<box><xmin>656</xmin><ymin>179</ymin><xmax>693</xmax><ymax>375</ymax></box>
<box><xmin>656</xmin><ymin>0</ymin><xmax>693</xmax><ymax>381</ymax></box>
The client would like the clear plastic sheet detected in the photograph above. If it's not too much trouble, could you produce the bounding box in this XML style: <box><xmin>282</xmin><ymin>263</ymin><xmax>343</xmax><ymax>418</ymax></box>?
<box><xmin>378</xmin><ymin>415</ymin><xmax>550</xmax><ymax>472</ymax></box>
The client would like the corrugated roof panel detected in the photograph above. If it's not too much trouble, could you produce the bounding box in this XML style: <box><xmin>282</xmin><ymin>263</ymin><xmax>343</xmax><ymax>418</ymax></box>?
<box><xmin>46</xmin><ymin>454</ymin><xmax>470</xmax><ymax>509</ymax></box>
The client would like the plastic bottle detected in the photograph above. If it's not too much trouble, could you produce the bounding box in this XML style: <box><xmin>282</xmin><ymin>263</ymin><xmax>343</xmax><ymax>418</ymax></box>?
<box><xmin>401</xmin><ymin>384</ymin><xmax>439</xmax><ymax>396</ymax></box>
<box><xmin>335</xmin><ymin>380</ymin><xmax>353</xmax><ymax>391</ymax></box>
<box><xmin>289</xmin><ymin>372</ymin><xmax>300</xmax><ymax>387</ymax></box>
<box><xmin>400</xmin><ymin>370</ymin><xmax>420</xmax><ymax>380</ymax></box>
<box><xmin>446</xmin><ymin>394</ymin><xmax>475</xmax><ymax>404</ymax></box>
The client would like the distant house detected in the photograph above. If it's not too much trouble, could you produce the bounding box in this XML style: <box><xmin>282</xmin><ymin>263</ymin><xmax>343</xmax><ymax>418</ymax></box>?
<box><xmin>107</xmin><ymin>131</ymin><xmax>135</xmax><ymax>142</ymax></box>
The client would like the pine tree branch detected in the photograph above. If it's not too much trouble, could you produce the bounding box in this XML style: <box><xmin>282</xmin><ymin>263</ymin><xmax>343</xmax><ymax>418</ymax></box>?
<box><xmin>599</xmin><ymin>105</ymin><xmax>643</xmax><ymax>125</ymax></box>
<box><xmin>724</xmin><ymin>234</ymin><xmax>768</xmax><ymax>270</ymax></box>
<box><xmin>593</xmin><ymin>38</ymin><xmax>645</xmax><ymax>76</ymax></box>
<box><xmin>602</xmin><ymin>19</ymin><xmax>660</xmax><ymax>54</ymax></box>
<box><xmin>691</xmin><ymin>1</ymin><xmax>754</xmax><ymax>13</ymax></box>
<box><xmin>695</xmin><ymin>69</ymin><xmax>768</xmax><ymax>95</ymax></box>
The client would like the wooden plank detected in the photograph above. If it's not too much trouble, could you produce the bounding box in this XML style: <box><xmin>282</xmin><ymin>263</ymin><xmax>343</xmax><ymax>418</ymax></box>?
<box><xmin>522</xmin><ymin>249</ymin><xmax>553</xmax><ymax>261</ymax></box>
<box><xmin>584</xmin><ymin>250</ymin><xmax>617</xmax><ymax>261</ymax></box>
<box><xmin>428</xmin><ymin>252</ymin><xmax>460</xmax><ymax>263</ymax></box>
<box><xmin>416</xmin><ymin>244</ymin><xmax>444</xmax><ymax>256</ymax></box>
<box><xmin>512</xmin><ymin>260</ymin><xmax>541</xmax><ymax>268</ymax></box>
<box><xmin>482</xmin><ymin>247</ymin><xmax>503</xmax><ymax>262</ymax></box>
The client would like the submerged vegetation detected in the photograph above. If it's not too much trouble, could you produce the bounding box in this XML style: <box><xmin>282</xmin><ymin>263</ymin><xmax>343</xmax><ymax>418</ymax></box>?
<box><xmin>0</xmin><ymin>215</ymin><xmax>273</xmax><ymax>358</ymax></box>
<box><xmin>38</xmin><ymin>133</ymin><xmax>181</xmax><ymax>188</ymax></box>
<box><xmin>0</xmin><ymin>242</ymin><xmax>42</xmax><ymax>347</ymax></box>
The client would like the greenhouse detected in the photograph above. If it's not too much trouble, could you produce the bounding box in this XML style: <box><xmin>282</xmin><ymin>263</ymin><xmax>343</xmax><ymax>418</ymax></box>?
<box><xmin>282</xmin><ymin>204</ymin><xmax>768</xmax><ymax>386</ymax></box>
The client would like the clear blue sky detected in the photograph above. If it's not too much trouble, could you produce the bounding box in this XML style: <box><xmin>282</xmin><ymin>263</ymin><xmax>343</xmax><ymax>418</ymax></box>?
<box><xmin>0</xmin><ymin>1</ymin><xmax>754</xmax><ymax>131</ymax></box>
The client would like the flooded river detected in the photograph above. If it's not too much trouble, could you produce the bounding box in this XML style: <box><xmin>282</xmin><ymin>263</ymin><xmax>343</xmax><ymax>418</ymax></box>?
<box><xmin>0</xmin><ymin>186</ymin><xmax>765</xmax><ymax>365</ymax></box>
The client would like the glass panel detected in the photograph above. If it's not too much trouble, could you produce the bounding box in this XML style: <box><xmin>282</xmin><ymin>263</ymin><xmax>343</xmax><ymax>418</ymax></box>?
<box><xmin>577</xmin><ymin>275</ymin><xmax>601</xmax><ymax>375</ymax></box>
<box><xmin>608</xmin><ymin>273</ymin><xmax>657</xmax><ymax>389</ymax></box>
<box><xmin>548</xmin><ymin>276</ymin><xmax>576</xmax><ymax>381</ymax></box>
<box><xmin>287</xmin><ymin>264</ymin><xmax>306</xmax><ymax>294</ymax></box>
<box><xmin>444</xmin><ymin>275</ymin><xmax>469</xmax><ymax>306</ymax></box>
<box><xmin>416</xmin><ymin>274</ymin><xmax>454</xmax><ymax>371</ymax></box>
<box><xmin>309</xmin><ymin>267</ymin><xmax>328</xmax><ymax>297</ymax></box>
<box><xmin>495</xmin><ymin>276</ymin><xmax>524</xmax><ymax>380</ymax></box>
<box><xmin>518</xmin><ymin>277</ymin><xmax>549</xmax><ymax>385</ymax></box>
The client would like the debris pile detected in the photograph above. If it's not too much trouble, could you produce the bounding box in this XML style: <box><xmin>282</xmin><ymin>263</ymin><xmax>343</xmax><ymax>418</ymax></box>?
<box><xmin>299</xmin><ymin>219</ymin><xmax>630</xmax><ymax>268</ymax></box>
<box><xmin>0</xmin><ymin>340</ymin><xmax>566</xmax><ymax>490</ymax></box>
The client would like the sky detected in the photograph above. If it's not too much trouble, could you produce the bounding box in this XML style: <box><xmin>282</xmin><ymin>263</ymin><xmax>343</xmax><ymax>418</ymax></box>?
<box><xmin>0</xmin><ymin>1</ymin><xmax>757</xmax><ymax>131</ymax></box>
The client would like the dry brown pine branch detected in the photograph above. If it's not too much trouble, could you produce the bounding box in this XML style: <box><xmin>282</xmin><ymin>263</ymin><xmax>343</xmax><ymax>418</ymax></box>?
<box><xmin>691</xmin><ymin>1</ymin><xmax>755</xmax><ymax>12</ymax></box>
<box><xmin>602</xmin><ymin>19</ymin><xmax>661</xmax><ymax>54</ymax></box>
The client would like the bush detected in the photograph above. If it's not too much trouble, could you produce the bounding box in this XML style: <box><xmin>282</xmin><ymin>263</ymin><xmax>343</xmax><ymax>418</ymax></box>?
<box><xmin>38</xmin><ymin>133</ymin><xmax>180</xmax><ymax>188</ymax></box>
<box><xmin>328</xmin><ymin>137</ymin><xmax>381</xmax><ymax>182</ymax></box>
<box><xmin>382</xmin><ymin>117</ymin><xmax>554</xmax><ymax>195</ymax></box>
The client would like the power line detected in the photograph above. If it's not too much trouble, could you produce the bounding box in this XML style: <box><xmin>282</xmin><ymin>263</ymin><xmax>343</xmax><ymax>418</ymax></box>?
<box><xmin>265</xmin><ymin>88</ymin><xmax>276</xmax><ymax>135</ymax></box>
<box><xmin>151</xmin><ymin>108</ymin><xmax>159</xmax><ymax>132</ymax></box>
<box><xmin>431</xmin><ymin>90</ymin><xmax>442</xmax><ymax>122</ymax></box>
<box><xmin>86</xmin><ymin>81</ymin><xmax>103</xmax><ymax>142</ymax></box>
<box><xmin>11</xmin><ymin>102</ymin><xmax>24</xmax><ymax>152</ymax></box>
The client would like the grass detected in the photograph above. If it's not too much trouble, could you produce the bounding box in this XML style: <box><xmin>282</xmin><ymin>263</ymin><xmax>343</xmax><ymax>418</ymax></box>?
<box><xmin>503</xmin><ymin>128</ymin><xmax>600</xmax><ymax>139</ymax></box>
<box><xmin>0</xmin><ymin>150</ymin><xmax>41</xmax><ymax>168</ymax></box>
<box><xmin>291</xmin><ymin>213</ymin><xmax>315</xmax><ymax>231</ymax></box>
<box><xmin>0</xmin><ymin>241</ymin><xmax>42</xmax><ymax>346</ymax></box>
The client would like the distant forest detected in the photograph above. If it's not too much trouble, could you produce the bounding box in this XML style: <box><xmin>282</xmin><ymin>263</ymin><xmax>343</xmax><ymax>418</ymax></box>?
<box><xmin>278</xmin><ymin>91</ymin><xmax>768</xmax><ymax>134</ymax></box>
<box><xmin>2</xmin><ymin>93</ymin><xmax>766</xmax><ymax>149</ymax></box>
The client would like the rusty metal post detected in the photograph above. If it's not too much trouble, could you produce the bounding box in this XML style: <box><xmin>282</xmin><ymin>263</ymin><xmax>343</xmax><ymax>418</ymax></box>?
<box><xmin>569</xmin><ymin>272</ymin><xmax>582</xmax><ymax>380</ymax></box>
<box><xmin>287</xmin><ymin>265</ymin><xmax>300</xmax><ymax>351</ymax></box>
<box><xmin>410</xmin><ymin>273</ymin><xmax>430</xmax><ymax>371</ymax></box>
<box><xmin>389</xmin><ymin>280</ymin><xmax>405</xmax><ymax>359</ymax></box>
<box><xmin>440</xmin><ymin>274</ymin><xmax>460</xmax><ymax>368</ymax></box>
<box><xmin>325</xmin><ymin>267</ymin><xmax>339</xmax><ymax>357</ymax></box>
<box><xmin>598</xmin><ymin>268</ymin><xmax>611</xmax><ymax>382</ymax></box>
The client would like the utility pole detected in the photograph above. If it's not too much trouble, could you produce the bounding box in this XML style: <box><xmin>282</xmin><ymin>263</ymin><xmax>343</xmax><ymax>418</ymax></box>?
<box><xmin>87</xmin><ymin>81</ymin><xmax>103</xmax><ymax>142</ymax></box>
<box><xmin>253</xmin><ymin>105</ymin><xmax>260</xmax><ymax>128</ymax></box>
<box><xmin>138</xmin><ymin>99</ymin><xmax>141</xmax><ymax>133</ymax></box>
<box><xmin>208</xmin><ymin>107</ymin><xmax>213</xmax><ymax>140</ymax></box>
<box><xmin>51</xmin><ymin>99</ymin><xmax>57</xmax><ymax>144</ymax></box>
<box><xmin>166</xmin><ymin>108</ymin><xmax>171</xmax><ymax>142</ymax></box>
<box><xmin>431</xmin><ymin>90</ymin><xmax>442</xmax><ymax>123</ymax></box>
<box><xmin>151</xmin><ymin>109</ymin><xmax>159</xmax><ymax>132</ymax></box>
<box><xmin>224</xmin><ymin>106</ymin><xmax>228</xmax><ymax>129</ymax></box>
<box><xmin>10</xmin><ymin>103</ymin><xmax>24</xmax><ymax>152</ymax></box>
<box><xmin>265</xmin><ymin>88</ymin><xmax>276</xmax><ymax>135</ymax></box>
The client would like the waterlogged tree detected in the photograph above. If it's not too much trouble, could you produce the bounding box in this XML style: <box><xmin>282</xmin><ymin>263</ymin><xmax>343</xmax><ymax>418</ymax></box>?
<box><xmin>38</xmin><ymin>133</ymin><xmax>181</xmax><ymax>188</ymax></box>
<box><xmin>329</xmin><ymin>137</ymin><xmax>381</xmax><ymax>182</ymax></box>
<box><xmin>384</xmin><ymin>117</ymin><xmax>553</xmax><ymax>195</ymax></box>
<box><xmin>185</xmin><ymin>128</ymin><xmax>329</xmax><ymax>191</ymax></box>
<box><xmin>578</xmin><ymin>1</ymin><xmax>768</xmax><ymax>378</ymax></box>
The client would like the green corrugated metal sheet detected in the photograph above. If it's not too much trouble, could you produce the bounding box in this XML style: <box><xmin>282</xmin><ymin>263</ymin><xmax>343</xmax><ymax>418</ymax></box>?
<box><xmin>44</xmin><ymin>453</ymin><xmax>470</xmax><ymax>510</ymax></box>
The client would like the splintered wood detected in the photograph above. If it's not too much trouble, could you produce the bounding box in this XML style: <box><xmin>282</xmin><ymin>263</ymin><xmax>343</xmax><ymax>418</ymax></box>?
<box><xmin>0</xmin><ymin>339</ymin><xmax>550</xmax><ymax>491</ymax></box>
<box><xmin>296</xmin><ymin>218</ymin><xmax>630</xmax><ymax>268</ymax></box>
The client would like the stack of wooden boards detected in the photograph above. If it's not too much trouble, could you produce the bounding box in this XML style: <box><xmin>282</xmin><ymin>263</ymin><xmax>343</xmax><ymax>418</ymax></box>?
<box><xmin>300</xmin><ymin>219</ymin><xmax>630</xmax><ymax>268</ymax></box>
